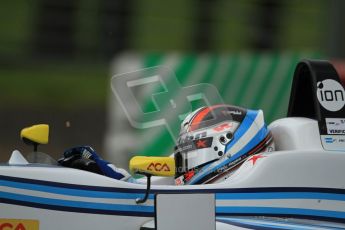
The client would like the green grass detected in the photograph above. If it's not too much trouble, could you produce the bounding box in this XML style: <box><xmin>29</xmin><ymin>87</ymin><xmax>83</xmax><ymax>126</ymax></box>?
<box><xmin>0</xmin><ymin>62</ymin><xmax>109</xmax><ymax>108</ymax></box>
<box><xmin>0</xmin><ymin>0</ymin><xmax>36</xmax><ymax>57</ymax></box>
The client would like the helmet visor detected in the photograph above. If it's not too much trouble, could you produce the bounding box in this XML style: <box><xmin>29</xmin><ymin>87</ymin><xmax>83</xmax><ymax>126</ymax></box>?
<box><xmin>184</xmin><ymin>105</ymin><xmax>246</xmax><ymax>133</ymax></box>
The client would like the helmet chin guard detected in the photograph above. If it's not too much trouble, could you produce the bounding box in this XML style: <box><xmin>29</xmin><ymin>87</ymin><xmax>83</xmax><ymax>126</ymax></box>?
<box><xmin>174</xmin><ymin>104</ymin><xmax>274</xmax><ymax>185</ymax></box>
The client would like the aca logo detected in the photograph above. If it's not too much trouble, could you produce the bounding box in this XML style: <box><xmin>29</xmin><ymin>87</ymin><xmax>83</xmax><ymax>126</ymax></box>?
<box><xmin>0</xmin><ymin>223</ymin><xmax>26</xmax><ymax>230</ymax></box>
<box><xmin>0</xmin><ymin>219</ymin><xmax>39</xmax><ymax>230</ymax></box>
<box><xmin>147</xmin><ymin>162</ymin><xmax>170</xmax><ymax>171</ymax></box>
<box><xmin>316</xmin><ymin>79</ymin><xmax>345</xmax><ymax>112</ymax></box>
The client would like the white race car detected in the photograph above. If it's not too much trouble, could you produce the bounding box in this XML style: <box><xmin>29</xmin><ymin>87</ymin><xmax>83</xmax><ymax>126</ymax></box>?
<box><xmin>1</xmin><ymin>59</ymin><xmax>345</xmax><ymax>230</ymax></box>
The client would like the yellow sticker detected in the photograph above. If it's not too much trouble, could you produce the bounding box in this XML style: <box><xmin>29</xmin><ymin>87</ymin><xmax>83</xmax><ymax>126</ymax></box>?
<box><xmin>129</xmin><ymin>156</ymin><xmax>176</xmax><ymax>177</ymax></box>
<box><xmin>0</xmin><ymin>219</ymin><xmax>39</xmax><ymax>230</ymax></box>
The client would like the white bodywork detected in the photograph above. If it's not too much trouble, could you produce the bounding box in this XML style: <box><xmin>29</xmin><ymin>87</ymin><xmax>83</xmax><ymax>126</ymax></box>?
<box><xmin>1</xmin><ymin>118</ymin><xmax>345</xmax><ymax>229</ymax></box>
<box><xmin>270</xmin><ymin>117</ymin><xmax>324</xmax><ymax>151</ymax></box>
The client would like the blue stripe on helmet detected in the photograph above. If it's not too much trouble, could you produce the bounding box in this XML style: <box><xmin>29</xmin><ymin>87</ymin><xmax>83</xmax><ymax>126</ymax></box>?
<box><xmin>226</xmin><ymin>125</ymin><xmax>269</xmax><ymax>162</ymax></box>
<box><xmin>224</xmin><ymin>109</ymin><xmax>260</xmax><ymax>153</ymax></box>
<box><xmin>187</xmin><ymin>110</ymin><xmax>260</xmax><ymax>185</ymax></box>
<box><xmin>190</xmin><ymin>125</ymin><xmax>268</xmax><ymax>185</ymax></box>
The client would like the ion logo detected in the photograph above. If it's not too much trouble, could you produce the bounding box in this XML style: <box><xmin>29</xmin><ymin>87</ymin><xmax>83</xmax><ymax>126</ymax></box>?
<box><xmin>147</xmin><ymin>163</ymin><xmax>170</xmax><ymax>171</ymax></box>
<box><xmin>316</xmin><ymin>79</ymin><xmax>345</xmax><ymax>111</ymax></box>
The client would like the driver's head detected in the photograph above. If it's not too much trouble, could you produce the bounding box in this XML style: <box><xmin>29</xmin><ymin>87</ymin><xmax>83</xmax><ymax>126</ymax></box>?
<box><xmin>174</xmin><ymin>104</ymin><xmax>274</xmax><ymax>185</ymax></box>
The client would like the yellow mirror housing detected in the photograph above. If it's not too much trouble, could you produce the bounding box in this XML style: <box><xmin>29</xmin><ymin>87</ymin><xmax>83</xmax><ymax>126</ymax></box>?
<box><xmin>129</xmin><ymin>156</ymin><xmax>175</xmax><ymax>177</ymax></box>
<box><xmin>20</xmin><ymin>124</ymin><xmax>49</xmax><ymax>145</ymax></box>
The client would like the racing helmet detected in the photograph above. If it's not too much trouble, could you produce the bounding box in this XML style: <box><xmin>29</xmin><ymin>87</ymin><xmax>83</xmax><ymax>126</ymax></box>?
<box><xmin>174</xmin><ymin>104</ymin><xmax>274</xmax><ymax>185</ymax></box>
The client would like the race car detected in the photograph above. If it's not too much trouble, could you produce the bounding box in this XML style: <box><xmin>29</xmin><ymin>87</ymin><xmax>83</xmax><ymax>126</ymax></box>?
<box><xmin>1</xmin><ymin>59</ymin><xmax>345</xmax><ymax>230</ymax></box>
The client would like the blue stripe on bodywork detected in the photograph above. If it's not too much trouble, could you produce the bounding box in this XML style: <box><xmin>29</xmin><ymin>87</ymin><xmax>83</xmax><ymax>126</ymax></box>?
<box><xmin>0</xmin><ymin>174</ymin><xmax>146</xmax><ymax>193</ymax></box>
<box><xmin>3</xmin><ymin>178</ymin><xmax>345</xmax><ymax>201</ymax></box>
<box><xmin>216</xmin><ymin>192</ymin><xmax>345</xmax><ymax>201</ymax></box>
<box><xmin>0</xmin><ymin>197</ymin><xmax>153</xmax><ymax>217</ymax></box>
<box><xmin>3</xmin><ymin>174</ymin><xmax>345</xmax><ymax>195</ymax></box>
<box><xmin>217</xmin><ymin>207</ymin><xmax>345</xmax><ymax>219</ymax></box>
<box><xmin>217</xmin><ymin>217</ymin><xmax>345</xmax><ymax>230</ymax></box>
<box><xmin>2</xmin><ymin>175</ymin><xmax>345</xmax><ymax>201</ymax></box>
<box><xmin>1</xmin><ymin>175</ymin><xmax>345</xmax><ymax>220</ymax></box>
<box><xmin>0</xmin><ymin>191</ymin><xmax>153</xmax><ymax>212</ymax></box>
<box><xmin>0</xmin><ymin>179</ymin><xmax>152</xmax><ymax>199</ymax></box>
<box><xmin>218</xmin><ymin>219</ymin><xmax>305</xmax><ymax>230</ymax></box>
<box><xmin>1</xmin><ymin>190</ymin><xmax>345</xmax><ymax>220</ymax></box>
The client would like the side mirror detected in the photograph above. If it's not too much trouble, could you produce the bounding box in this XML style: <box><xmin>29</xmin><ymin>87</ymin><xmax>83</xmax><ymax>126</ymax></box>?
<box><xmin>129</xmin><ymin>156</ymin><xmax>175</xmax><ymax>204</ymax></box>
<box><xmin>20</xmin><ymin>124</ymin><xmax>49</xmax><ymax>151</ymax></box>
<box><xmin>129</xmin><ymin>156</ymin><xmax>175</xmax><ymax>177</ymax></box>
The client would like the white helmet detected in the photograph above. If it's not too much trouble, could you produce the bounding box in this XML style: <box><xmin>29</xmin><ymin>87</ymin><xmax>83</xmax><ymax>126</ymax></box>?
<box><xmin>174</xmin><ymin>104</ymin><xmax>274</xmax><ymax>185</ymax></box>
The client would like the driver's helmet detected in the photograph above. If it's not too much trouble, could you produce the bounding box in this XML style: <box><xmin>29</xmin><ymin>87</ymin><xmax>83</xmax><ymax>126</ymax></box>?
<box><xmin>174</xmin><ymin>104</ymin><xmax>274</xmax><ymax>185</ymax></box>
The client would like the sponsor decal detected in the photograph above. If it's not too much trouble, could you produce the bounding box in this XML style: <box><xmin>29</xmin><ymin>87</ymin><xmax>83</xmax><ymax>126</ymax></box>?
<box><xmin>321</xmin><ymin>135</ymin><xmax>345</xmax><ymax>151</ymax></box>
<box><xmin>176</xmin><ymin>144</ymin><xmax>193</xmax><ymax>152</ymax></box>
<box><xmin>0</xmin><ymin>219</ymin><xmax>39</xmax><ymax>230</ymax></box>
<box><xmin>316</xmin><ymin>79</ymin><xmax>345</xmax><ymax>112</ymax></box>
<box><xmin>179</xmin><ymin>131</ymin><xmax>207</xmax><ymax>144</ymax></box>
<box><xmin>176</xmin><ymin>137</ymin><xmax>213</xmax><ymax>152</ymax></box>
<box><xmin>326</xmin><ymin>118</ymin><xmax>345</xmax><ymax>135</ymax></box>
<box><xmin>328</xmin><ymin>130</ymin><xmax>345</xmax><ymax>134</ymax></box>
<box><xmin>194</xmin><ymin>137</ymin><xmax>212</xmax><ymax>149</ymax></box>
<box><xmin>184</xmin><ymin>170</ymin><xmax>195</xmax><ymax>181</ymax></box>
<box><xmin>213</xmin><ymin>123</ymin><xmax>232</xmax><ymax>132</ymax></box>
<box><xmin>175</xmin><ymin>175</ymin><xmax>184</xmax><ymax>186</ymax></box>
<box><xmin>196</xmin><ymin>139</ymin><xmax>207</xmax><ymax>148</ymax></box>
<box><xmin>222</xmin><ymin>110</ymin><xmax>242</xmax><ymax>116</ymax></box>
<box><xmin>229</xmin><ymin>110</ymin><xmax>242</xmax><ymax>115</ymax></box>
<box><xmin>147</xmin><ymin>162</ymin><xmax>170</xmax><ymax>172</ymax></box>
<box><xmin>266</xmin><ymin>146</ymin><xmax>274</xmax><ymax>152</ymax></box>
<box><xmin>248</xmin><ymin>154</ymin><xmax>266</xmax><ymax>165</ymax></box>
<box><xmin>325</xmin><ymin>137</ymin><xmax>335</xmax><ymax>143</ymax></box>
<box><xmin>194</xmin><ymin>137</ymin><xmax>213</xmax><ymax>149</ymax></box>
